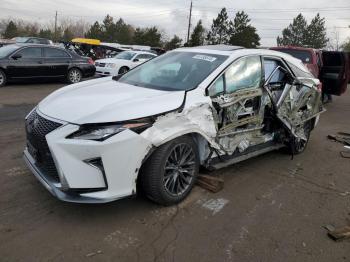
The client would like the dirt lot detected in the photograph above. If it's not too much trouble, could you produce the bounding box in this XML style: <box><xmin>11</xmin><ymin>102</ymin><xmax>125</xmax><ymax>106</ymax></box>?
<box><xmin>0</xmin><ymin>81</ymin><xmax>349</xmax><ymax>262</ymax></box>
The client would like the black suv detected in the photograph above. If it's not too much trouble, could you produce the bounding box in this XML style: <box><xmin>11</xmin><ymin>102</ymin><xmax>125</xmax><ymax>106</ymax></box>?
<box><xmin>0</xmin><ymin>44</ymin><xmax>96</xmax><ymax>87</ymax></box>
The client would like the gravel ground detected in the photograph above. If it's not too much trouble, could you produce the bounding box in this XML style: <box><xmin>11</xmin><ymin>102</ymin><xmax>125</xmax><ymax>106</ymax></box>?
<box><xmin>0</xmin><ymin>81</ymin><xmax>349</xmax><ymax>262</ymax></box>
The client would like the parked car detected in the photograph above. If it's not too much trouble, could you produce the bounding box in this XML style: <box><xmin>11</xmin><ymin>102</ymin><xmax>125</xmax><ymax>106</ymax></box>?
<box><xmin>0</xmin><ymin>44</ymin><xmax>96</xmax><ymax>87</ymax></box>
<box><xmin>14</xmin><ymin>37</ymin><xmax>53</xmax><ymax>45</ymax></box>
<box><xmin>24</xmin><ymin>45</ymin><xmax>348</xmax><ymax>205</ymax></box>
<box><xmin>270</xmin><ymin>46</ymin><xmax>322</xmax><ymax>78</ymax></box>
<box><xmin>271</xmin><ymin>46</ymin><xmax>349</xmax><ymax>96</ymax></box>
<box><xmin>95</xmin><ymin>50</ymin><xmax>157</xmax><ymax>76</ymax></box>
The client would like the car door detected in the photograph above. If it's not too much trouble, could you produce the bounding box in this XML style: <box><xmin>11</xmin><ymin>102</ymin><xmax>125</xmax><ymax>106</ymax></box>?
<box><xmin>208</xmin><ymin>56</ymin><xmax>265</xmax><ymax>153</ymax></box>
<box><xmin>132</xmin><ymin>54</ymin><xmax>150</xmax><ymax>67</ymax></box>
<box><xmin>7</xmin><ymin>47</ymin><xmax>45</xmax><ymax>78</ymax></box>
<box><xmin>320</xmin><ymin>51</ymin><xmax>349</xmax><ymax>96</ymax></box>
<box><xmin>263</xmin><ymin>56</ymin><xmax>322</xmax><ymax>139</ymax></box>
<box><xmin>43</xmin><ymin>47</ymin><xmax>71</xmax><ymax>77</ymax></box>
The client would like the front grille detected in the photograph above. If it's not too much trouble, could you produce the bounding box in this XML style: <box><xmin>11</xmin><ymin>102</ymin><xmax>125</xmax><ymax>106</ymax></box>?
<box><xmin>96</xmin><ymin>62</ymin><xmax>105</xmax><ymax>67</ymax></box>
<box><xmin>25</xmin><ymin>110</ymin><xmax>62</xmax><ymax>182</ymax></box>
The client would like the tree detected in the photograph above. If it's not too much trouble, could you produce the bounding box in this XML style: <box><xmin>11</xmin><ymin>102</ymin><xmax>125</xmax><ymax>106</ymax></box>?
<box><xmin>305</xmin><ymin>13</ymin><xmax>328</xmax><ymax>48</ymax></box>
<box><xmin>342</xmin><ymin>37</ymin><xmax>350</xmax><ymax>52</ymax></box>
<box><xmin>62</xmin><ymin>27</ymin><xmax>74</xmax><ymax>41</ymax></box>
<box><xmin>85</xmin><ymin>21</ymin><xmax>103</xmax><ymax>39</ymax></box>
<box><xmin>206</xmin><ymin>8</ymin><xmax>231</xmax><ymax>44</ymax></box>
<box><xmin>229</xmin><ymin>11</ymin><xmax>260</xmax><ymax>48</ymax></box>
<box><xmin>277</xmin><ymin>13</ymin><xmax>308</xmax><ymax>47</ymax></box>
<box><xmin>3</xmin><ymin>21</ymin><xmax>18</xmax><ymax>38</ymax></box>
<box><xmin>133</xmin><ymin>27</ymin><xmax>162</xmax><ymax>47</ymax></box>
<box><xmin>165</xmin><ymin>35</ymin><xmax>182</xmax><ymax>50</ymax></box>
<box><xmin>102</xmin><ymin>14</ymin><xmax>115</xmax><ymax>42</ymax></box>
<box><xmin>114</xmin><ymin>18</ymin><xmax>134</xmax><ymax>44</ymax></box>
<box><xmin>189</xmin><ymin>20</ymin><xmax>205</xmax><ymax>46</ymax></box>
<box><xmin>39</xmin><ymin>29</ymin><xmax>53</xmax><ymax>39</ymax></box>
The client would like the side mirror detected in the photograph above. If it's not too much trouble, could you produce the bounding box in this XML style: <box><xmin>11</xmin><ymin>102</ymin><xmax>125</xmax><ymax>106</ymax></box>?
<box><xmin>12</xmin><ymin>54</ymin><xmax>22</xmax><ymax>60</ymax></box>
<box><xmin>133</xmin><ymin>58</ymin><xmax>139</xmax><ymax>62</ymax></box>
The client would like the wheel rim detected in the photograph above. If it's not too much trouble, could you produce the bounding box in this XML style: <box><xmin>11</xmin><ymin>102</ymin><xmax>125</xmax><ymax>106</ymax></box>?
<box><xmin>163</xmin><ymin>143</ymin><xmax>196</xmax><ymax>196</ymax></box>
<box><xmin>295</xmin><ymin>123</ymin><xmax>310</xmax><ymax>152</ymax></box>
<box><xmin>0</xmin><ymin>72</ymin><xmax>4</xmax><ymax>85</ymax></box>
<box><xmin>69</xmin><ymin>69</ymin><xmax>81</xmax><ymax>83</ymax></box>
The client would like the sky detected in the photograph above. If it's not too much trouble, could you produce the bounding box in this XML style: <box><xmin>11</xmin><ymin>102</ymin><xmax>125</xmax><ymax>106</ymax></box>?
<box><xmin>0</xmin><ymin>0</ymin><xmax>349</xmax><ymax>47</ymax></box>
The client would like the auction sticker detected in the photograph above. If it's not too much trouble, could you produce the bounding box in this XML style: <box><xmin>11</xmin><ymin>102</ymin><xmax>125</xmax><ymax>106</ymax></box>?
<box><xmin>193</xmin><ymin>55</ymin><xmax>217</xmax><ymax>62</ymax></box>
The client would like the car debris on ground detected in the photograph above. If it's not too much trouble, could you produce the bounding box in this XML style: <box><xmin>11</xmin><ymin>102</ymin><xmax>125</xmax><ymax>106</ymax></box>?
<box><xmin>196</xmin><ymin>174</ymin><xmax>224</xmax><ymax>193</ymax></box>
<box><xmin>325</xmin><ymin>225</ymin><xmax>350</xmax><ymax>241</ymax></box>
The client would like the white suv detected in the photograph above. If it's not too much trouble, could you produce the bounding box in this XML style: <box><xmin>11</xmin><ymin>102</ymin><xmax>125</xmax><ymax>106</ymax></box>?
<box><xmin>24</xmin><ymin>45</ymin><xmax>323</xmax><ymax>205</ymax></box>
<box><xmin>95</xmin><ymin>50</ymin><xmax>157</xmax><ymax>76</ymax></box>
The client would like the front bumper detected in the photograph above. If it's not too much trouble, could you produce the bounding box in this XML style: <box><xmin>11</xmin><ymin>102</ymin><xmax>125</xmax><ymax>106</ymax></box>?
<box><xmin>24</xmin><ymin>148</ymin><xmax>114</xmax><ymax>203</ymax></box>
<box><xmin>24</xmin><ymin>119</ymin><xmax>152</xmax><ymax>203</ymax></box>
<box><xmin>95</xmin><ymin>66</ymin><xmax>117</xmax><ymax>77</ymax></box>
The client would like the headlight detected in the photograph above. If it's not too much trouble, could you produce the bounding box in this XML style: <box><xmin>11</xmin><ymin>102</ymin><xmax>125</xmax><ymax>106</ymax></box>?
<box><xmin>106</xmin><ymin>63</ymin><xmax>117</xmax><ymax>68</ymax></box>
<box><xmin>68</xmin><ymin>122</ymin><xmax>152</xmax><ymax>141</ymax></box>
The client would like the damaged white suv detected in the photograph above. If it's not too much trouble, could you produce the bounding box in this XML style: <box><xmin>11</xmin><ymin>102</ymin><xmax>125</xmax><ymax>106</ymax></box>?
<box><xmin>24</xmin><ymin>45</ymin><xmax>325</xmax><ymax>205</ymax></box>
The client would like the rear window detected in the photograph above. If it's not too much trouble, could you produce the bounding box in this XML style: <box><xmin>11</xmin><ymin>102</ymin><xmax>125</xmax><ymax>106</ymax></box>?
<box><xmin>44</xmin><ymin>48</ymin><xmax>70</xmax><ymax>58</ymax></box>
<box><xmin>274</xmin><ymin>49</ymin><xmax>313</xmax><ymax>64</ymax></box>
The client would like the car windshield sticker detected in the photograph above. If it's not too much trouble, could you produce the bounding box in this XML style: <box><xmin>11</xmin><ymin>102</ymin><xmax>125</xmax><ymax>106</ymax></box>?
<box><xmin>193</xmin><ymin>55</ymin><xmax>217</xmax><ymax>62</ymax></box>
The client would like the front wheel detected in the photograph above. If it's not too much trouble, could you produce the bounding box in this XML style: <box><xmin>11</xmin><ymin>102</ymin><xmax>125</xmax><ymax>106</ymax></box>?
<box><xmin>118</xmin><ymin>66</ymin><xmax>129</xmax><ymax>75</ymax></box>
<box><xmin>141</xmin><ymin>136</ymin><xmax>199</xmax><ymax>206</ymax></box>
<box><xmin>0</xmin><ymin>70</ymin><xmax>7</xmax><ymax>87</ymax></box>
<box><xmin>67</xmin><ymin>68</ymin><xmax>82</xmax><ymax>84</ymax></box>
<box><xmin>288</xmin><ymin>121</ymin><xmax>312</xmax><ymax>154</ymax></box>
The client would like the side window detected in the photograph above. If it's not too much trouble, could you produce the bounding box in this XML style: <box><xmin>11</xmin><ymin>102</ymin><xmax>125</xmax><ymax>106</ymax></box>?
<box><xmin>264</xmin><ymin>59</ymin><xmax>287</xmax><ymax>83</ymax></box>
<box><xmin>209</xmin><ymin>75</ymin><xmax>224</xmax><ymax>97</ymax></box>
<box><xmin>225</xmin><ymin>56</ymin><xmax>262</xmax><ymax>93</ymax></box>
<box><xmin>45</xmin><ymin>48</ymin><xmax>70</xmax><ymax>58</ymax></box>
<box><xmin>16</xmin><ymin>47</ymin><xmax>42</xmax><ymax>58</ymax></box>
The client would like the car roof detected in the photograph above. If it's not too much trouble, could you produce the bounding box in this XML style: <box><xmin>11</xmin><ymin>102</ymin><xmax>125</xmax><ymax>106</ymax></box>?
<box><xmin>270</xmin><ymin>46</ymin><xmax>318</xmax><ymax>52</ymax></box>
<box><xmin>175</xmin><ymin>45</ymin><xmax>311</xmax><ymax>74</ymax></box>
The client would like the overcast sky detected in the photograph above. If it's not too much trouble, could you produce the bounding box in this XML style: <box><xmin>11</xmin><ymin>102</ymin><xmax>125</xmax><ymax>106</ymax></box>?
<box><xmin>0</xmin><ymin>0</ymin><xmax>349</xmax><ymax>47</ymax></box>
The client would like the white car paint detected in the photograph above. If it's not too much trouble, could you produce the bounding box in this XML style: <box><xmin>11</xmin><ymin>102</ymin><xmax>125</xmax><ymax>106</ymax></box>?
<box><xmin>24</xmin><ymin>46</ymin><xmax>322</xmax><ymax>203</ymax></box>
<box><xmin>95</xmin><ymin>51</ymin><xmax>157</xmax><ymax>77</ymax></box>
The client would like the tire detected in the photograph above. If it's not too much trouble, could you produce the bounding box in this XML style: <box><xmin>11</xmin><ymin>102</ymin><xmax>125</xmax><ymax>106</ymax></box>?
<box><xmin>0</xmin><ymin>69</ymin><xmax>7</xmax><ymax>87</ymax></box>
<box><xmin>118</xmin><ymin>66</ymin><xmax>129</xmax><ymax>75</ymax></box>
<box><xmin>288</xmin><ymin>121</ymin><xmax>312</xmax><ymax>155</ymax></box>
<box><xmin>67</xmin><ymin>68</ymin><xmax>82</xmax><ymax>84</ymax></box>
<box><xmin>141</xmin><ymin>136</ymin><xmax>199</xmax><ymax>206</ymax></box>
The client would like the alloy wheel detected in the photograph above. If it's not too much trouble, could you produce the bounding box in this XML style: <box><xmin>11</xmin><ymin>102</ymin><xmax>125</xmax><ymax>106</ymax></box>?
<box><xmin>163</xmin><ymin>143</ymin><xmax>196</xmax><ymax>196</ymax></box>
<box><xmin>0</xmin><ymin>71</ymin><xmax>4</xmax><ymax>86</ymax></box>
<box><xmin>69</xmin><ymin>69</ymin><xmax>81</xmax><ymax>83</ymax></box>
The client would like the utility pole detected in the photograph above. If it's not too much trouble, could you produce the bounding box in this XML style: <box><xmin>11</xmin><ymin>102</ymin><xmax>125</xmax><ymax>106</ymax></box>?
<box><xmin>186</xmin><ymin>0</ymin><xmax>193</xmax><ymax>44</ymax></box>
<box><xmin>54</xmin><ymin>11</ymin><xmax>58</xmax><ymax>42</ymax></box>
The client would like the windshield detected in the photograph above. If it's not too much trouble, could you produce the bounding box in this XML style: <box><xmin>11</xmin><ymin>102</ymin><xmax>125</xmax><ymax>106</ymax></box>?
<box><xmin>274</xmin><ymin>49</ymin><xmax>313</xmax><ymax>64</ymax></box>
<box><xmin>118</xmin><ymin>51</ymin><xmax>228</xmax><ymax>91</ymax></box>
<box><xmin>114</xmin><ymin>51</ymin><xmax>136</xmax><ymax>60</ymax></box>
<box><xmin>0</xmin><ymin>45</ymin><xmax>18</xmax><ymax>58</ymax></box>
<box><xmin>14</xmin><ymin>37</ymin><xmax>29</xmax><ymax>43</ymax></box>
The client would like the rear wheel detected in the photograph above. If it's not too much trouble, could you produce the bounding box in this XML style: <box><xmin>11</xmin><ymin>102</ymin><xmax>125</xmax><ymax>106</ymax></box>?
<box><xmin>141</xmin><ymin>136</ymin><xmax>199</xmax><ymax>205</ymax></box>
<box><xmin>118</xmin><ymin>66</ymin><xmax>129</xmax><ymax>75</ymax></box>
<box><xmin>0</xmin><ymin>70</ymin><xmax>7</xmax><ymax>87</ymax></box>
<box><xmin>288</xmin><ymin>121</ymin><xmax>312</xmax><ymax>154</ymax></box>
<box><xmin>67</xmin><ymin>68</ymin><xmax>82</xmax><ymax>84</ymax></box>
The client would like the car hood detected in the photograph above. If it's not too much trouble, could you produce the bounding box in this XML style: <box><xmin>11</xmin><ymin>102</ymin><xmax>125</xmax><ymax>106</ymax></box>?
<box><xmin>38</xmin><ymin>77</ymin><xmax>185</xmax><ymax>124</ymax></box>
<box><xmin>95</xmin><ymin>58</ymin><xmax>127</xmax><ymax>64</ymax></box>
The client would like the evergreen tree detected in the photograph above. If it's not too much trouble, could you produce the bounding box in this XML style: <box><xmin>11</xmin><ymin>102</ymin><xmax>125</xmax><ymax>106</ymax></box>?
<box><xmin>133</xmin><ymin>27</ymin><xmax>162</xmax><ymax>47</ymax></box>
<box><xmin>165</xmin><ymin>35</ymin><xmax>182</xmax><ymax>50</ymax></box>
<box><xmin>189</xmin><ymin>20</ymin><xmax>205</xmax><ymax>46</ymax></box>
<box><xmin>85</xmin><ymin>21</ymin><xmax>103</xmax><ymax>39</ymax></box>
<box><xmin>115</xmin><ymin>18</ymin><xmax>134</xmax><ymax>44</ymax></box>
<box><xmin>305</xmin><ymin>13</ymin><xmax>328</xmax><ymax>48</ymax></box>
<box><xmin>229</xmin><ymin>11</ymin><xmax>260</xmax><ymax>48</ymax></box>
<box><xmin>102</xmin><ymin>14</ymin><xmax>115</xmax><ymax>42</ymax></box>
<box><xmin>3</xmin><ymin>21</ymin><xmax>18</xmax><ymax>38</ymax></box>
<box><xmin>62</xmin><ymin>27</ymin><xmax>74</xmax><ymax>42</ymax></box>
<box><xmin>277</xmin><ymin>14</ymin><xmax>308</xmax><ymax>47</ymax></box>
<box><xmin>206</xmin><ymin>8</ymin><xmax>231</xmax><ymax>44</ymax></box>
